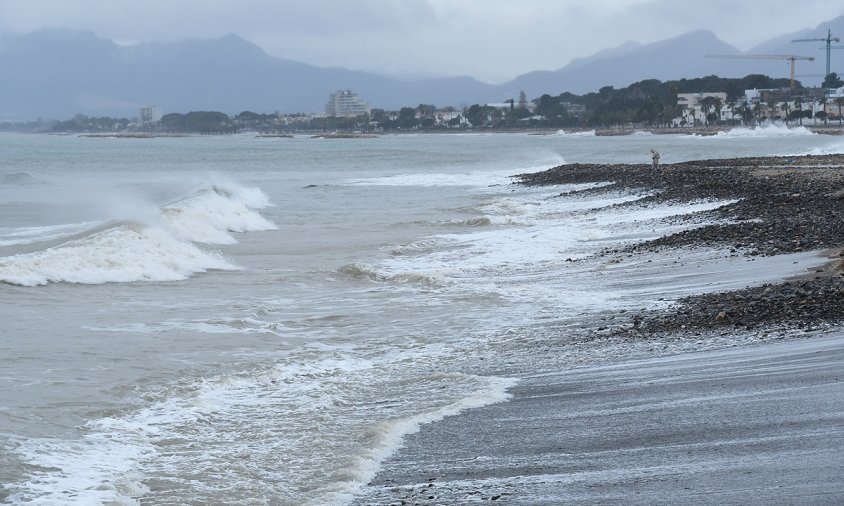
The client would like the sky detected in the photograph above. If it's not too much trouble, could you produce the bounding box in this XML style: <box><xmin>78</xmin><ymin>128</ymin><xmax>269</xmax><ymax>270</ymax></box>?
<box><xmin>1</xmin><ymin>0</ymin><xmax>842</xmax><ymax>83</ymax></box>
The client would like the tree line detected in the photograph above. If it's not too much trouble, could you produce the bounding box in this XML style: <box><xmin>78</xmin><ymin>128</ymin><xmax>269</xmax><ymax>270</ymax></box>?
<box><xmin>3</xmin><ymin>73</ymin><xmax>842</xmax><ymax>134</ymax></box>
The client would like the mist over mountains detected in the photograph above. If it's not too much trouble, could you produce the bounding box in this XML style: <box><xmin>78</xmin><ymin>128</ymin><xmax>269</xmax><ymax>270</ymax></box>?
<box><xmin>1</xmin><ymin>15</ymin><xmax>842</xmax><ymax>121</ymax></box>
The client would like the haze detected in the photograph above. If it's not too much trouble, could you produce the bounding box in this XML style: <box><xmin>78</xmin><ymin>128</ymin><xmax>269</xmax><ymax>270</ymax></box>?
<box><xmin>1</xmin><ymin>0</ymin><xmax>842</xmax><ymax>83</ymax></box>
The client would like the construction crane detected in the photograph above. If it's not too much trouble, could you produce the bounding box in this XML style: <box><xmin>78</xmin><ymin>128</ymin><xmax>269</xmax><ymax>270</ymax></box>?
<box><xmin>706</xmin><ymin>54</ymin><xmax>815</xmax><ymax>88</ymax></box>
<box><xmin>792</xmin><ymin>29</ymin><xmax>839</xmax><ymax>79</ymax></box>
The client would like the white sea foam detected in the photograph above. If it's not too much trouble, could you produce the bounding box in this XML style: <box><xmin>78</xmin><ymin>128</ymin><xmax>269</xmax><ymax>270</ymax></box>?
<box><xmin>162</xmin><ymin>185</ymin><xmax>277</xmax><ymax>245</ymax></box>
<box><xmin>0</xmin><ymin>181</ymin><xmax>274</xmax><ymax>286</ymax></box>
<box><xmin>800</xmin><ymin>139</ymin><xmax>844</xmax><ymax>155</ymax></box>
<box><xmin>371</xmin><ymin>194</ymin><xmax>735</xmax><ymax>303</ymax></box>
<box><xmin>555</xmin><ymin>129</ymin><xmax>596</xmax><ymax>137</ymax></box>
<box><xmin>0</xmin><ymin>222</ymin><xmax>97</xmax><ymax>247</ymax></box>
<box><xmin>343</xmin><ymin>168</ymin><xmax>524</xmax><ymax>188</ymax></box>
<box><xmin>697</xmin><ymin>125</ymin><xmax>815</xmax><ymax>139</ymax></box>
<box><xmin>0</xmin><ymin>223</ymin><xmax>236</xmax><ymax>286</ymax></box>
<box><xmin>9</xmin><ymin>347</ymin><xmax>516</xmax><ymax>505</ymax></box>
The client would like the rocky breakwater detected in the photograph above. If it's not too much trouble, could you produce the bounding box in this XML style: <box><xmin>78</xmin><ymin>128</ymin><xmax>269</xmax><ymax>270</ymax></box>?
<box><xmin>517</xmin><ymin>154</ymin><xmax>844</xmax><ymax>337</ymax></box>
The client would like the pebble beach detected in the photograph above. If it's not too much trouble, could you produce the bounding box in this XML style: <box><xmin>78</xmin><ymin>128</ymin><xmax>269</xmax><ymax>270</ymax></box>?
<box><xmin>355</xmin><ymin>153</ymin><xmax>844</xmax><ymax>504</ymax></box>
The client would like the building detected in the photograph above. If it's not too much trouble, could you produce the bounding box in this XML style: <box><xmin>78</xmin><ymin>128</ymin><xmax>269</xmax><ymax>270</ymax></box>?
<box><xmin>674</xmin><ymin>92</ymin><xmax>728</xmax><ymax>126</ymax></box>
<box><xmin>140</xmin><ymin>105</ymin><xmax>162</xmax><ymax>123</ymax></box>
<box><xmin>325</xmin><ymin>90</ymin><xmax>371</xmax><ymax>117</ymax></box>
<box><xmin>828</xmin><ymin>86</ymin><xmax>844</xmax><ymax>99</ymax></box>
<box><xmin>676</xmin><ymin>92</ymin><xmax>727</xmax><ymax>110</ymax></box>
<box><xmin>560</xmin><ymin>102</ymin><xmax>585</xmax><ymax>116</ymax></box>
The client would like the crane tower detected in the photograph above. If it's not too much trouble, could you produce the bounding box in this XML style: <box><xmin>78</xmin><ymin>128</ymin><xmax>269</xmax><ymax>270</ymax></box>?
<box><xmin>705</xmin><ymin>54</ymin><xmax>815</xmax><ymax>88</ymax></box>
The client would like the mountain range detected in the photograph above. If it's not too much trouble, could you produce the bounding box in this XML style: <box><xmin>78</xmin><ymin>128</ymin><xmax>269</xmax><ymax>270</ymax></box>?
<box><xmin>1</xmin><ymin>15</ymin><xmax>842</xmax><ymax>120</ymax></box>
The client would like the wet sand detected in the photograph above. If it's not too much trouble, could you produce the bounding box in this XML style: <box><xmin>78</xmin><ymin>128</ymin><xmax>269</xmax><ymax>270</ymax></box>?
<box><xmin>356</xmin><ymin>333</ymin><xmax>844</xmax><ymax>504</ymax></box>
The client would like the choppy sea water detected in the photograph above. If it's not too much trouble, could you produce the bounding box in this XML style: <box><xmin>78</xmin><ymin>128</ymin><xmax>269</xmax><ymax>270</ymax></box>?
<box><xmin>1</xmin><ymin>127</ymin><xmax>841</xmax><ymax>504</ymax></box>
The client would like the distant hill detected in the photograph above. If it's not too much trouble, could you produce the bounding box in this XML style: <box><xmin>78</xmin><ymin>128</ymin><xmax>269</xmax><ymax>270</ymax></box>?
<box><xmin>0</xmin><ymin>30</ymin><xmax>498</xmax><ymax>120</ymax></box>
<box><xmin>746</xmin><ymin>15</ymin><xmax>844</xmax><ymax>84</ymax></box>
<box><xmin>500</xmin><ymin>30</ymin><xmax>745</xmax><ymax>99</ymax></box>
<box><xmin>1</xmin><ymin>16</ymin><xmax>843</xmax><ymax>120</ymax></box>
<box><xmin>496</xmin><ymin>16</ymin><xmax>844</xmax><ymax>98</ymax></box>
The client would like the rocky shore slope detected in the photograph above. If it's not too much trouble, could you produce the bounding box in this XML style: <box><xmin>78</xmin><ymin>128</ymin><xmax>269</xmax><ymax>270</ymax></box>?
<box><xmin>517</xmin><ymin>154</ymin><xmax>844</xmax><ymax>337</ymax></box>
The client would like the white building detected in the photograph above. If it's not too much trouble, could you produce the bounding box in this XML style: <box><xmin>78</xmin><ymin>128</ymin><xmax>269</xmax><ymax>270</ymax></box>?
<box><xmin>140</xmin><ymin>105</ymin><xmax>162</xmax><ymax>123</ymax></box>
<box><xmin>674</xmin><ymin>92</ymin><xmax>728</xmax><ymax>126</ymax></box>
<box><xmin>325</xmin><ymin>90</ymin><xmax>371</xmax><ymax>117</ymax></box>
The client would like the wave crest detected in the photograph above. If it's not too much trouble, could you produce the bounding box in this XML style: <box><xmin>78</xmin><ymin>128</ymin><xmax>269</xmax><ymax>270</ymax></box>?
<box><xmin>338</xmin><ymin>262</ymin><xmax>444</xmax><ymax>286</ymax></box>
<box><xmin>0</xmin><ymin>223</ymin><xmax>236</xmax><ymax>286</ymax></box>
<box><xmin>0</xmin><ymin>181</ymin><xmax>274</xmax><ymax>286</ymax></box>
<box><xmin>699</xmin><ymin>125</ymin><xmax>815</xmax><ymax>139</ymax></box>
<box><xmin>161</xmin><ymin>183</ymin><xmax>277</xmax><ymax>245</ymax></box>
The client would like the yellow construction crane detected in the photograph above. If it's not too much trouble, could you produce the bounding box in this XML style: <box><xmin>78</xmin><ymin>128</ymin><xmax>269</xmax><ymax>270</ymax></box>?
<box><xmin>706</xmin><ymin>54</ymin><xmax>815</xmax><ymax>88</ymax></box>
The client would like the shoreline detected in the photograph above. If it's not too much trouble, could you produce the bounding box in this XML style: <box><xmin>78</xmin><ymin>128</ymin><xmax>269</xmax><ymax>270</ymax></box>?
<box><xmin>355</xmin><ymin>154</ymin><xmax>844</xmax><ymax>503</ymax></box>
<box><xmin>27</xmin><ymin>123</ymin><xmax>844</xmax><ymax>138</ymax></box>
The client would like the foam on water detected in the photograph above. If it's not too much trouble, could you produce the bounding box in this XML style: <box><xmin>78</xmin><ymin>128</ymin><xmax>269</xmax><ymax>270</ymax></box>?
<box><xmin>800</xmin><ymin>139</ymin><xmax>844</xmax><ymax>155</ymax></box>
<box><xmin>695</xmin><ymin>125</ymin><xmax>815</xmax><ymax>139</ymax></box>
<box><xmin>0</xmin><ymin>223</ymin><xmax>236</xmax><ymax>286</ymax></box>
<box><xmin>8</xmin><ymin>345</ymin><xmax>516</xmax><ymax>505</ymax></box>
<box><xmin>342</xmin><ymin>168</ymin><xmax>522</xmax><ymax>188</ymax></box>
<box><xmin>554</xmin><ymin>130</ymin><xmax>596</xmax><ymax>137</ymax></box>
<box><xmin>0</xmin><ymin>181</ymin><xmax>275</xmax><ymax>286</ymax></box>
<box><xmin>0</xmin><ymin>222</ymin><xmax>97</xmax><ymax>247</ymax></box>
<box><xmin>342</xmin><ymin>161</ymin><xmax>571</xmax><ymax>189</ymax></box>
<box><xmin>162</xmin><ymin>185</ymin><xmax>277</xmax><ymax>245</ymax></box>
<box><xmin>370</xmin><ymin>190</ymin><xmax>736</xmax><ymax>306</ymax></box>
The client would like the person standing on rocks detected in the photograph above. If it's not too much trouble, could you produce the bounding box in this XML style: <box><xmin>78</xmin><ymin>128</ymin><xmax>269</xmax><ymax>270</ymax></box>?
<box><xmin>650</xmin><ymin>149</ymin><xmax>660</xmax><ymax>170</ymax></box>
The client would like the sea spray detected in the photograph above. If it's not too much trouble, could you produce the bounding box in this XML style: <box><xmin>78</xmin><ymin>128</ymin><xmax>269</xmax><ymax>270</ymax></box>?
<box><xmin>0</xmin><ymin>181</ymin><xmax>275</xmax><ymax>285</ymax></box>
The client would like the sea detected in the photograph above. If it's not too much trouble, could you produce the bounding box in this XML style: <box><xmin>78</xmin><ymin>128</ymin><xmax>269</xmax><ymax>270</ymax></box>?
<box><xmin>1</xmin><ymin>126</ymin><xmax>842</xmax><ymax>505</ymax></box>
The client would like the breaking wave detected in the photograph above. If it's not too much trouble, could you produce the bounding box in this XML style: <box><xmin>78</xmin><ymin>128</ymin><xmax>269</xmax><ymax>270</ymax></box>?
<box><xmin>0</xmin><ymin>182</ymin><xmax>276</xmax><ymax>286</ymax></box>
<box><xmin>338</xmin><ymin>262</ymin><xmax>445</xmax><ymax>286</ymax></box>
<box><xmin>700</xmin><ymin>125</ymin><xmax>816</xmax><ymax>139</ymax></box>
<box><xmin>555</xmin><ymin>129</ymin><xmax>596</xmax><ymax>137</ymax></box>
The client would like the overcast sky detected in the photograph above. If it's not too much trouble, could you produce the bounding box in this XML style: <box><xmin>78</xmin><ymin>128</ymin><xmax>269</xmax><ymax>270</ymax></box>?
<box><xmin>1</xmin><ymin>0</ymin><xmax>842</xmax><ymax>83</ymax></box>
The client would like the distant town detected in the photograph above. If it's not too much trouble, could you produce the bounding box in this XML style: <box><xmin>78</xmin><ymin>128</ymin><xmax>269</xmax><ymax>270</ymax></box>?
<box><xmin>3</xmin><ymin>73</ymin><xmax>844</xmax><ymax>136</ymax></box>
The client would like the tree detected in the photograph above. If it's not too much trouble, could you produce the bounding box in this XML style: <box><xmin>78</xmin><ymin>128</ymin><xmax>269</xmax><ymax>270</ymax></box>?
<box><xmin>700</xmin><ymin>96</ymin><xmax>718</xmax><ymax>125</ymax></box>
<box><xmin>518</xmin><ymin>90</ymin><xmax>528</xmax><ymax>109</ymax></box>
<box><xmin>767</xmin><ymin>98</ymin><xmax>779</xmax><ymax>123</ymax></box>
<box><xmin>398</xmin><ymin>107</ymin><xmax>418</xmax><ymax>129</ymax></box>
<box><xmin>823</xmin><ymin>72</ymin><xmax>843</xmax><ymax>89</ymax></box>
<box><xmin>836</xmin><ymin>97</ymin><xmax>844</xmax><ymax>125</ymax></box>
<box><xmin>726</xmin><ymin>98</ymin><xmax>737</xmax><ymax>124</ymax></box>
<box><xmin>737</xmin><ymin>103</ymin><xmax>751</xmax><ymax>125</ymax></box>
<box><xmin>793</xmin><ymin>96</ymin><xmax>803</xmax><ymax>125</ymax></box>
<box><xmin>753</xmin><ymin>102</ymin><xmax>764</xmax><ymax>125</ymax></box>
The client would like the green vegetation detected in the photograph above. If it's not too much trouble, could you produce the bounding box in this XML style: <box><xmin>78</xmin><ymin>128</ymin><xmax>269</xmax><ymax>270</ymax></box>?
<box><xmin>526</xmin><ymin>75</ymin><xmax>795</xmax><ymax>129</ymax></box>
<box><xmin>159</xmin><ymin>111</ymin><xmax>235</xmax><ymax>134</ymax></box>
<box><xmin>1</xmin><ymin>73</ymin><xmax>835</xmax><ymax>134</ymax></box>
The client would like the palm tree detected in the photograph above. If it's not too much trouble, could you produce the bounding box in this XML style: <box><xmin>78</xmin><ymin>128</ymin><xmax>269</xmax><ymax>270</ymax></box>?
<box><xmin>815</xmin><ymin>94</ymin><xmax>829</xmax><ymax>125</ymax></box>
<box><xmin>726</xmin><ymin>98</ymin><xmax>737</xmax><ymax>124</ymax></box>
<box><xmin>794</xmin><ymin>96</ymin><xmax>803</xmax><ymax>125</ymax></box>
<box><xmin>753</xmin><ymin>102</ymin><xmax>763</xmax><ymax>125</ymax></box>
<box><xmin>700</xmin><ymin>96</ymin><xmax>716</xmax><ymax>125</ymax></box>
<box><xmin>836</xmin><ymin>97</ymin><xmax>844</xmax><ymax>126</ymax></box>
<box><xmin>714</xmin><ymin>97</ymin><xmax>723</xmax><ymax>125</ymax></box>
<box><xmin>782</xmin><ymin>101</ymin><xmax>791</xmax><ymax>126</ymax></box>
<box><xmin>767</xmin><ymin>98</ymin><xmax>779</xmax><ymax>124</ymax></box>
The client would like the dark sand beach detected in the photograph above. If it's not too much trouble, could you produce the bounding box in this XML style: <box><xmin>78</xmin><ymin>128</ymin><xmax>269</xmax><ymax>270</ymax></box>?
<box><xmin>355</xmin><ymin>155</ymin><xmax>844</xmax><ymax>504</ymax></box>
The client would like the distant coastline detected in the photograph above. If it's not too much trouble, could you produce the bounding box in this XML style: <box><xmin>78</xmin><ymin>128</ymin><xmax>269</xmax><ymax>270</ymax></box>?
<box><xmin>41</xmin><ymin>124</ymin><xmax>844</xmax><ymax>139</ymax></box>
